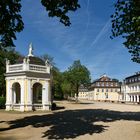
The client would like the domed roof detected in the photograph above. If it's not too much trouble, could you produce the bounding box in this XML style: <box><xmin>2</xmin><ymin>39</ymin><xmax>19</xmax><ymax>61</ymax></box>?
<box><xmin>28</xmin><ymin>56</ymin><xmax>45</xmax><ymax>65</ymax></box>
<box><xmin>14</xmin><ymin>43</ymin><xmax>46</xmax><ymax>66</ymax></box>
<box><xmin>15</xmin><ymin>56</ymin><xmax>45</xmax><ymax>66</ymax></box>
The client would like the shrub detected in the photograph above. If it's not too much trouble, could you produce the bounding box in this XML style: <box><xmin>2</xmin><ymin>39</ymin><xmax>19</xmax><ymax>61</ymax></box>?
<box><xmin>51</xmin><ymin>103</ymin><xmax>56</xmax><ymax>110</ymax></box>
<box><xmin>0</xmin><ymin>97</ymin><xmax>6</xmax><ymax>109</ymax></box>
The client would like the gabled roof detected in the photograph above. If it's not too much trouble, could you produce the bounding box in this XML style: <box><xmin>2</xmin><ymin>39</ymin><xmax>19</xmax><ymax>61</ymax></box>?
<box><xmin>92</xmin><ymin>75</ymin><xmax>112</xmax><ymax>83</ymax></box>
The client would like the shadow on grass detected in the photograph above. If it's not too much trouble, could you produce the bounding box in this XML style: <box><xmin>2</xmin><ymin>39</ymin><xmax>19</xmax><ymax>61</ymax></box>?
<box><xmin>0</xmin><ymin>109</ymin><xmax>140</xmax><ymax>139</ymax></box>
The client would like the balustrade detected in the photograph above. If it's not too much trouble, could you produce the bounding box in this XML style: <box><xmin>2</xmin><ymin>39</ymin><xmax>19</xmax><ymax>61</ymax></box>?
<box><xmin>7</xmin><ymin>63</ymin><xmax>47</xmax><ymax>73</ymax></box>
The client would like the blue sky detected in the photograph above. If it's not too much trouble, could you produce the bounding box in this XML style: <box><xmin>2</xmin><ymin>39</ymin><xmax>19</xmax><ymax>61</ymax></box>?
<box><xmin>14</xmin><ymin>0</ymin><xmax>140</xmax><ymax>81</ymax></box>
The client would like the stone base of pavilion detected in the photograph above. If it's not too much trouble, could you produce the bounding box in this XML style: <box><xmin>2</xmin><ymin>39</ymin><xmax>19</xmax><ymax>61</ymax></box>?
<box><xmin>5</xmin><ymin>103</ymin><xmax>51</xmax><ymax>112</ymax></box>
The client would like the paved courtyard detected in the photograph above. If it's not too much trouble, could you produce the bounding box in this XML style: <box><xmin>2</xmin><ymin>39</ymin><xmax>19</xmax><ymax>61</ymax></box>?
<box><xmin>0</xmin><ymin>100</ymin><xmax>140</xmax><ymax>140</ymax></box>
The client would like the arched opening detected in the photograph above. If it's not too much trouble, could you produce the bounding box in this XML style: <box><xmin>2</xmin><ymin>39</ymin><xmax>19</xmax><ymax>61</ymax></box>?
<box><xmin>33</xmin><ymin>83</ymin><xmax>42</xmax><ymax>104</ymax></box>
<box><xmin>12</xmin><ymin>82</ymin><xmax>21</xmax><ymax>104</ymax></box>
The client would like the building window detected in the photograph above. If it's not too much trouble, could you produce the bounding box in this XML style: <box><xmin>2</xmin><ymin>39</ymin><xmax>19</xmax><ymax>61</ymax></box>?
<box><xmin>110</xmin><ymin>83</ymin><xmax>113</xmax><ymax>86</ymax></box>
<box><xmin>97</xmin><ymin>89</ymin><xmax>99</xmax><ymax>92</ymax></box>
<box><xmin>96</xmin><ymin>82</ymin><xmax>99</xmax><ymax>86</ymax></box>
<box><xmin>105</xmin><ymin>93</ymin><xmax>108</xmax><ymax>98</ymax></box>
<box><xmin>102</xmin><ymin>89</ymin><xmax>104</xmax><ymax>92</ymax></box>
<box><xmin>106</xmin><ymin>89</ymin><xmax>108</xmax><ymax>92</ymax></box>
<box><xmin>106</xmin><ymin>82</ymin><xmax>109</xmax><ymax>86</ymax></box>
<box><xmin>101</xmin><ymin>83</ymin><xmax>104</xmax><ymax>86</ymax></box>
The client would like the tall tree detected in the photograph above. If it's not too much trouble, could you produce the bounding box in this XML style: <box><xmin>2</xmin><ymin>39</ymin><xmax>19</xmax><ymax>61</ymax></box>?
<box><xmin>0</xmin><ymin>0</ymin><xmax>80</xmax><ymax>49</ymax></box>
<box><xmin>60</xmin><ymin>71</ymin><xmax>74</xmax><ymax>98</ymax></box>
<box><xmin>67</xmin><ymin>60</ymin><xmax>91</xmax><ymax>101</ymax></box>
<box><xmin>61</xmin><ymin>80</ymin><xmax>71</xmax><ymax>98</ymax></box>
<box><xmin>111</xmin><ymin>0</ymin><xmax>140</xmax><ymax>63</ymax></box>
<box><xmin>52</xmin><ymin>68</ymin><xmax>63</xmax><ymax>99</ymax></box>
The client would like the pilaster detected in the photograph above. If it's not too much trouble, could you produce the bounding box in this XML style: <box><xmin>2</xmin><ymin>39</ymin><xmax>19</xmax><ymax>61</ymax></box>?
<box><xmin>42</xmin><ymin>80</ymin><xmax>50</xmax><ymax>110</ymax></box>
<box><xmin>20</xmin><ymin>79</ymin><xmax>25</xmax><ymax>111</ymax></box>
<box><xmin>26</xmin><ymin>79</ymin><xmax>32</xmax><ymax>111</ymax></box>
<box><xmin>5</xmin><ymin>80</ymin><xmax>12</xmax><ymax>111</ymax></box>
<box><xmin>134</xmin><ymin>95</ymin><xmax>136</xmax><ymax>102</ymax></box>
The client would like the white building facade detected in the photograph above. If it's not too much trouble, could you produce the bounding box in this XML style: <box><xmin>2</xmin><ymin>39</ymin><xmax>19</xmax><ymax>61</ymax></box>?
<box><xmin>89</xmin><ymin>75</ymin><xmax>122</xmax><ymax>102</ymax></box>
<box><xmin>5</xmin><ymin>44</ymin><xmax>52</xmax><ymax>111</ymax></box>
<box><xmin>122</xmin><ymin>72</ymin><xmax>140</xmax><ymax>103</ymax></box>
<box><xmin>78</xmin><ymin>75</ymin><xmax>122</xmax><ymax>102</ymax></box>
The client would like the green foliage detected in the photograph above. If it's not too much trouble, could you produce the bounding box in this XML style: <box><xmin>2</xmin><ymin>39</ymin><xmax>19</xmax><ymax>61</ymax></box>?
<box><xmin>40</xmin><ymin>54</ymin><xmax>63</xmax><ymax>99</ymax></box>
<box><xmin>40</xmin><ymin>54</ymin><xmax>55</xmax><ymax>67</ymax></box>
<box><xmin>0</xmin><ymin>0</ymin><xmax>24</xmax><ymax>48</ymax></box>
<box><xmin>111</xmin><ymin>0</ymin><xmax>140</xmax><ymax>63</ymax></box>
<box><xmin>61</xmin><ymin>80</ymin><xmax>71</xmax><ymax>96</ymax></box>
<box><xmin>41</xmin><ymin>0</ymin><xmax>80</xmax><ymax>26</ymax></box>
<box><xmin>0</xmin><ymin>96</ymin><xmax>6</xmax><ymax>109</ymax></box>
<box><xmin>66</xmin><ymin>60</ymin><xmax>91</xmax><ymax>97</ymax></box>
<box><xmin>0</xmin><ymin>49</ymin><xmax>20</xmax><ymax>96</ymax></box>
<box><xmin>40</xmin><ymin>56</ymin><xmax>90</xmax><ymax>100</ymax></box>
<box><xmin>52</xmin><ymin>69</ymin><xmax>63</xmax><ymax>99</ymax></box>
<box><xmin>0</xmin><ymin>0</ymin><xmax>80</xmax><ymax>49</ymax></box>
<box><xmin>61</xmin><ymin>73</ymin><xmax>73</xmax><ymax>98</ymax></box>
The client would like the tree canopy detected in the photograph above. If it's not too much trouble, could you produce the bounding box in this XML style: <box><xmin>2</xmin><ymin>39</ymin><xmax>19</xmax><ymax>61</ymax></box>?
<box><xmin>111</xmin><ymin>0</ymin><xmax>140</xmax><ymax>63</ymax></box>
<box><xmin>0</xmin><ymin>0</ymin><xmax>80</xmax><ymax>49</ymax></box>
<box><xmin>66</xmin><ymin>60</ymin><xmax>91</xmax><ymax>99</ymax></box>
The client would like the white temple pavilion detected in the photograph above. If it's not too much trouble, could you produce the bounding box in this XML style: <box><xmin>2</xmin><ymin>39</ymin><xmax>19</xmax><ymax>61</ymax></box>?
<box><xmin>5</xmin><ymin>43</ymin><xmax>52</xmax><ymax>111</ymax></box>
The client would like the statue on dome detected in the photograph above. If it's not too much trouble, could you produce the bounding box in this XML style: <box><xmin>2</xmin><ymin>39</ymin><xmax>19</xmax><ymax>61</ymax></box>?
<box><xmin>28</xmin><ymin>43</ymin><xmax>34</xmax><ymax>57</ymax></box>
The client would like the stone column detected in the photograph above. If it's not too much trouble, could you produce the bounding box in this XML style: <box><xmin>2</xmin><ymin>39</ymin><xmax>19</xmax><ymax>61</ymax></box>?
<box><xmin>136</xmin><ymin>95</ymin><xmax>139</xmax><ymax>103</ymax></box>
<box><xmin>26</xmin><ymin>79</ymin><xmax>32</xmax><ymax>111</ymax></box>
<box><xmin>138</xmin><ymin>85</ymin><xmax>140</xmax><ymax>91</ymax></box>
<box><xmin>134</xmin><ymin>95</ymin><xmax>136</xmax><ymax>102</ymax></box>
<box><xmin>20</xmin><ymin>80</ymin><xmax>25</xmax><ymax>111</ymax></box>
<box><xmin>42</xmin><ymin>81</ymin><xmax>50</xmax><ymax>110</ymax></box>
<box><xmin>48</xmin><ymin>81</ymin><xmax>52</xmax><ymax>104</ymax></box>
<box><xmin>6</xmin><ymin>80</ymin><xmax>12</xmax><ymax>111</ymax></box>
<box><xmin>131</xmin><ymin>95</ymin><xmax>133</xmax><ymax>102</ymax></box>
<box><xmin>13</xmin><ymin>89</ymin><xmax>16</xmax><ymax>104</ymax></box>
<box><xmin>125</xmin><ymin>93</ymin><xmax>128</xmax><ymax>102</ymax></box>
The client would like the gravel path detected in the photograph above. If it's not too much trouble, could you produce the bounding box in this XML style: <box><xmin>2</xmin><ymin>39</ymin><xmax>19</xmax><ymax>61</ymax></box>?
<box><xmin>0</xmin><ymin>100</ymin><xmax>140</xmax><ymax>140</ymax></box>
